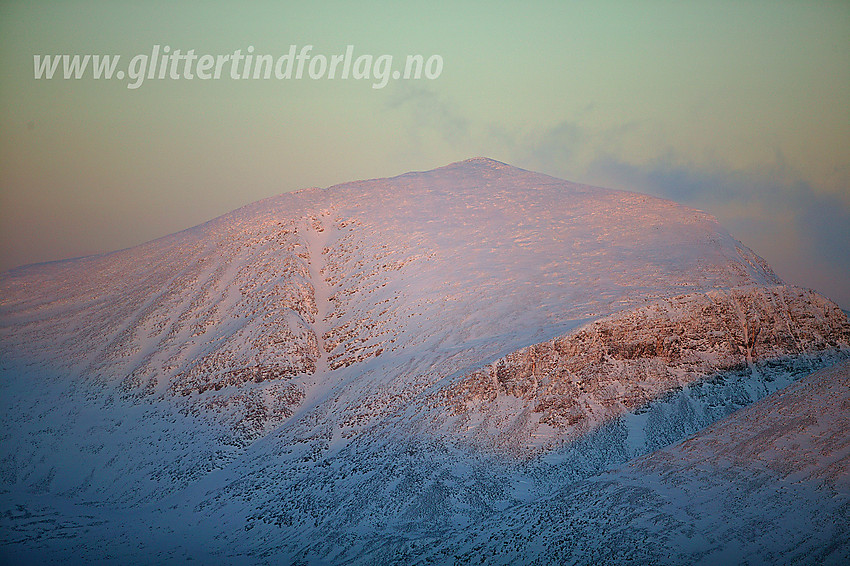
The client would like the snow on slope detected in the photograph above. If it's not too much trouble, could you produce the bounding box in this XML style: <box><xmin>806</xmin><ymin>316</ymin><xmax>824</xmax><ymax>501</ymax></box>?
<box><xmin>0</xmin><ymin>158</ymin><xmax>783</xmax><ymax>435</ymax></box>
<box><xmin>412</xmin><ymin>358</ymin><xmax>850</xmax><ymax>566</ymax></box>
<box><xmin>0</xmin><ymin>157</ymin><xmax>783</xmax><ymax>378</ymax></box>
<box><xmin>0</xmin><ymin>157</ymin><xmax>848</xmax><ymax>563</ymax></box>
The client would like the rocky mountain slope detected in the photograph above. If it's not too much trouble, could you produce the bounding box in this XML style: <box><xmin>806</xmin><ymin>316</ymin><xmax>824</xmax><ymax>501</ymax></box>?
<box><xmin>0</xmin><ymin>157</ymin><xmax>847</xmax><ymax>563</ymax></box>
<box><xmin>413</xmin><ymin>357</ymin><xmax>850</xmax><ymax>566</ymax></box>
<box><xmin>439</xmin><ymin>284</ymin><xmax>849</xmax><ymax>457</ymax></box>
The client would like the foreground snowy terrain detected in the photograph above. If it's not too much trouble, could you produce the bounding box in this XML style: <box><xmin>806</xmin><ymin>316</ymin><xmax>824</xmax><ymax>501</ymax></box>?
<box><xmin>1</xmin><ymin>158</ymin><xmax>848</xmax><ymax>564</ymax></box>
<box><xmin>414</xmin><ymin>357</ymin><xmax>850</xmax><ymax>565</ymax></box>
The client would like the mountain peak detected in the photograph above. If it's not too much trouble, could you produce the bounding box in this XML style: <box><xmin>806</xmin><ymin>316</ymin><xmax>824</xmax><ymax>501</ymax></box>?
<box><xmin>388</xmin><ymin>156</ymin><xmax>520</xmax><ymax>183</ymax></box>
<box><xmin>434</xmin><ymin>156</ymin><xmax>524</xmax><ymax>176</ymax></box>
<box><xmin>457</xmin><ymin>156</ymin><xmax>511</xmax><ymax>167</ymax></box>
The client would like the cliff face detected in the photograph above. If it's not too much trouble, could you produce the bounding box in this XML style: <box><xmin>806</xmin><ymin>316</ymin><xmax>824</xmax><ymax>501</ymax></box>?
<box><xmin>438</xmin><ymin>284</ymin><xmax>850</xmax><ymax>456</ymax></box>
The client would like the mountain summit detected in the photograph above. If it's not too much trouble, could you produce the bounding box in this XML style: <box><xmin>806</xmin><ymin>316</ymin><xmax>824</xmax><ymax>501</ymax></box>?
<box><xmin>1</xmin><ymin>158</ymin><xmax>848</xmax><ymax>563</ymax></box>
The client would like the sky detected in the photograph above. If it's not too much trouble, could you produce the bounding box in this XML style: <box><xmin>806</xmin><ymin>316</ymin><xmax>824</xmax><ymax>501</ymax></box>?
<box><xmin>1</xmin><ymin>1</ymin><xmax>848</xmax><ymax>307</ymax></box>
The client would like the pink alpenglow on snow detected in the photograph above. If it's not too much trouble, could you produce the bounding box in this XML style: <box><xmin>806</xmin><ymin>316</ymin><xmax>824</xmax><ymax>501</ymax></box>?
<box><xmin>1</xmin><ymin>158</ymin><xmax>848</xmax><ymax>564</ymax></box>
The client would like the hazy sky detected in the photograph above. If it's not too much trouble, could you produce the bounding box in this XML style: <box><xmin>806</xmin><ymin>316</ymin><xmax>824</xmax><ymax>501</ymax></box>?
<box><xmin>1</xmin><ymin>1</ymin><xmax>848</xmax><ymax>307</ymax></box>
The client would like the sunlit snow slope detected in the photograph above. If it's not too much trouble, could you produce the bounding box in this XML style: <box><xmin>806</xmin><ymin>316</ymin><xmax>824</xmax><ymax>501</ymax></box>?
<box><xmin>1</xmin><ymin>158</ymin><xmax>847</xmax><ymax>563</ymax></box>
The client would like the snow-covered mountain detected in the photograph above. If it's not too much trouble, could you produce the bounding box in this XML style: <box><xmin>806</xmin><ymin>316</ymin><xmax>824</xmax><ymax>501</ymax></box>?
<box><xmin>1</xmin><ymin>157</ymin><xmax>848</xmax><ymax>563</ymax></box>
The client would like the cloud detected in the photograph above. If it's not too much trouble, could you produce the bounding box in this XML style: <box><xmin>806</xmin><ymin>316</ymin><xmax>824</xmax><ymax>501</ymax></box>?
<box><xmin>384</xmin><ymin>84</ymin><xmax>470</xmax><ymax>147</ymax></box>
<box><xmin>585</xmin><ymin>150</ymin><xmax>850</xmax><ymax>308</ymax></box>
<box><xmin>490</xmin><ymin>116</ymin><xmax>639</xmax><ymax>182</ymax></box>
<box><xmin>525</xmin><ymin>121</ymin><xmax>584</xmax><ymax>166</ymax></box>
